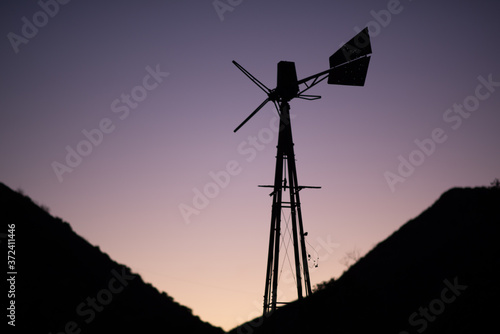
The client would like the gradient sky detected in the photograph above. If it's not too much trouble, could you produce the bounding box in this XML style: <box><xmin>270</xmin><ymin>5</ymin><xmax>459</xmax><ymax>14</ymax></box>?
<box><xmin>1</xmin><ymin>0</ymin><xmax>500</xmax><ymax>331</ymax></box>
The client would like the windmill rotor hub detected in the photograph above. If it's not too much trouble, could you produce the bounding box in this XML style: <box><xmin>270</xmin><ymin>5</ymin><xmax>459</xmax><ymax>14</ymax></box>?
<box><xmin>268</xmin><ymin>89</ymin><xmax>279</xmax><ymax>102</ymax></box>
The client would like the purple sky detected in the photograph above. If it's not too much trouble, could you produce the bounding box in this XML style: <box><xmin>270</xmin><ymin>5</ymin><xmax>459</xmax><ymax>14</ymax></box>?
<box><xmin>1</xmin><ymin>0</ymin><xmax>500</xmax><ymax>330</ymax></box>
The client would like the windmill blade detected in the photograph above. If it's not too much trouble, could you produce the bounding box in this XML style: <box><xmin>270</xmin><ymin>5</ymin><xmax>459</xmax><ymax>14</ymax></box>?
<box><xmin>234</xmin><ymin>97</ymin><xmax>271</xmax><ymax>133</ymax></box>
<box><xmin>329</xmin><ymin>27</ymin><xmax>372</xmax><ymax>68</ymax></box>
<box><xmin>232</xmin><ymin>61</ymin><xmax>272</xmax><ymax>95</ymax></box>
<box><xmin>328</xmin><ymin>56</ymin><xmax>371</xmax><ymax>86</ymax></box>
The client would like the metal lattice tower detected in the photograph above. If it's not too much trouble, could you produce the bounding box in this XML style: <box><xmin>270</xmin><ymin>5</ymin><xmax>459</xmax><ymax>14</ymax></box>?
<box><xmin>232</xmin><ymin>28</ymin><xmax>372</xmax><ymax>316</ymax></box>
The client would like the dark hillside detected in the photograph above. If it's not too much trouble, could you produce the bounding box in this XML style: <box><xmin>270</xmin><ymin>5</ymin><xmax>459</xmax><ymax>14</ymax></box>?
<box><xmin>231</xmin><ymin>186</ymin><xmax>500</xmax><ymax>334</ymax></box>
<box><xmin>0</xmin><ymin>182</ymin><xmax>225</xmax><ymax>334</ymax></box>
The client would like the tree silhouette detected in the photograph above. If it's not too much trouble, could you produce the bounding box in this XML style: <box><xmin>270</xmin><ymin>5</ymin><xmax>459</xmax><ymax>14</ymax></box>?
<box><xmin>340</xmin><ymin>247</ymin><xmax>362</xmax><ymax>269</ymax></box>
<box><xmin>490</xmin><ymin>178</ymin><xmax>500</xmax><ymax>188</ymax></box>
<box><xmin>313</xmin><ymin>277</ymin><xmax>335</xmax><ymax>292</ymax></box>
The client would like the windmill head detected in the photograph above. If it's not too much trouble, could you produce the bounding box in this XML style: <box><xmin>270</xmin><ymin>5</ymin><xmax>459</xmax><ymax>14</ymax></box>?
<box><xmin>276</xmin><ymin>61</ymin><xmax>299</xmax><ymax>101</ymax></box>
<box><xmin>232</xmin><ymin>26</ymin><xmax>373</xmax><ymax>132</ymax></box>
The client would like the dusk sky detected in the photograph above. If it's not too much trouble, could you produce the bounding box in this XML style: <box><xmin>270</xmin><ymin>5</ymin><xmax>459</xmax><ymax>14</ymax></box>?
<box><xmin>1</xmin><ymin>0</ymin><xmax>499</xmax><ymax>331</ymax></box>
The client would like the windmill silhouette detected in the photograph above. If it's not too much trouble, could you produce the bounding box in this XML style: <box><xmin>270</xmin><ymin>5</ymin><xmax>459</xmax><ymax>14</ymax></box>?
<box><xmin>233</xmin><ymin>28</ymin><xmax>372</xmax><ymax>316</ymax></box>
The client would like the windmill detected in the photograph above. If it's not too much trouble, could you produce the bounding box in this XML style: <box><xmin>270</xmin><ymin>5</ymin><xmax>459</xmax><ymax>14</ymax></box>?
<box><xmin>233</xmin><ymin>28</ymin><xmax>372</xmax><ymax>316</ymax></box>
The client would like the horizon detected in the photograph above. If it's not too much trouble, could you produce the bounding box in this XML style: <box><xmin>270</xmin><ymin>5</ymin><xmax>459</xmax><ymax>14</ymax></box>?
<box><xmin>2</xmin><ymin>0</ymin><xmax>500</xmax><ymax>331</ymax></box>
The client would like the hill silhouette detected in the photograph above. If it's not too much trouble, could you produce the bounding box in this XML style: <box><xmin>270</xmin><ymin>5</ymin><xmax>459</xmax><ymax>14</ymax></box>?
<box><xmin>0</xmin><ymin>182</ymin><xmax>225</xmax><ymax>334</ymax></box>
<box><xmin>230</xmin><ymin>186</ymin><xmax>500</xmax><ymax>334</ymax></box>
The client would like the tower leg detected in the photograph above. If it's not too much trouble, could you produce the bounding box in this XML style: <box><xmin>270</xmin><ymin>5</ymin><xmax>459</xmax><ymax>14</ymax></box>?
<box><xmin>288</xmin><ymin>156</ymin><xmax>313</xmax><ymax>296</ymax></box>
<box><xmin>263</xmin><ymin>144</ymin><xmax>283</xmax><ymax>315</ymax></box>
